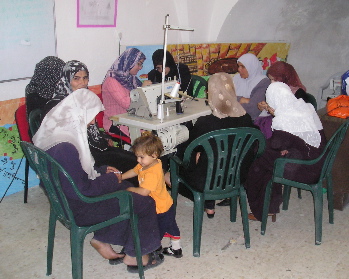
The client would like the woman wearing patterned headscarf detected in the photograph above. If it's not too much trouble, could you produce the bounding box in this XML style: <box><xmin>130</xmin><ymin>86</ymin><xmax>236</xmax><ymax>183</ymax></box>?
<box><xmin>42</xmin><ymin>60</ymin><xmax>139</xmax><ymax>185</ymax></box>
<box><xmin>245</xmin><ymin>82</ymin><xmax>326</xmax><ymax>222</ymax></box>
<box><xmin>25</xmin><ymin>56</ymin><xmax>65</xmax><ymax>119</ymax></box>
<box><xmin>233</xmin><ymin>53</ymin><xmax>270</xmax><ymax>121</ymax></box>
<box><xmin>43</xmin><ymin>60</ymin><xmax>89</xmax><ymax>115</ymax></box>
<box><xmin>165</xmin><ymin>72</ymin><xmax>255</xmax><ymax>218</ymax></box>
<box><xmin>102</xmin><ymin>48</ymin><xmax>151</xmax><ymax>136</ymax></box>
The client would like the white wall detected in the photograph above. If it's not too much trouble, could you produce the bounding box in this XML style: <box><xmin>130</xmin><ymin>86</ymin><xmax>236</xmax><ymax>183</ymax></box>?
<box><xmin>218</xmin><ymin>0</ymin><xmax>349</xmax><ymax>108</ymax></box>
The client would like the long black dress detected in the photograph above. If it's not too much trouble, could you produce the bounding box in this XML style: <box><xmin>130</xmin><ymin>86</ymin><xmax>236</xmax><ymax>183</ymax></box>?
<box><xmin>245</xmin><ymin>129</ymin><xmax>327</xmax><ymax>221</ymax></box>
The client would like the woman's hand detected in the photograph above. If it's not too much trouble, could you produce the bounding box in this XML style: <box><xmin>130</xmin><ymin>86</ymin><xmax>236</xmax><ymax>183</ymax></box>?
<box><xmin>106</xmin><ymin>166</ymin><xmax>122</xmax><ymax>182</ymax></box>
<box><xmin>239</xmin><ymin>97</ymin><xmax>250</xmax><ymax>104</ymax></box>
<box><xmin>107</xmin><ymin>139</ymin><xmax>114</xmax><ymax>147</ymax></box>
<box><xmin>280</xmin><ymin>150</ymin><xmax>289</xmax><ymax>156</ymax></box>
<box><xmin>258</xmin><ymin>101</ymin><xmax>268</xmax><ymax>111</ymax></box>
<box><xmin>142</xmin><ymin>80</ymin><xmax>152</xmax><ymax>87</ymax></box>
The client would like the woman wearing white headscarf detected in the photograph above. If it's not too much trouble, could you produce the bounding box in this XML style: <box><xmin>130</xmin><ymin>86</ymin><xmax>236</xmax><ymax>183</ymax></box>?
<box><xmin>233</xmin><ymin>53</ymin><xmax>270</xmax><ymax>120</ymax></box>
<box><xmin>168</xmin><ymin>72</ymin><xmax>255</xmax><ymax>218</ymax></box>
<box><xmin>245</xmin><ymin>82</ymin><xmax>326</xmax><ymax>221</ymax></box>
<box><xmin>33</xmin><ymin>89</ymin><xmax>163</xmax><ymax>269</ymax></box>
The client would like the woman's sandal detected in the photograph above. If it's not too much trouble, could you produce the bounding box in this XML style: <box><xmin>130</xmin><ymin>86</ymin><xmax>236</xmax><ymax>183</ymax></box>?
<box><xmin>109</xmin><ymin>247</ymin><xmax>125</xmax><ymax>265</ymax></box>
<box><xmin>127</xmin><ymin>251</ymin><xmax>164</xmax><ymax>273</ymax></box>
<box><xmin>248</xmin><ymin>213</ymin><xmax>276</xmax><ymax>222</ymax></box>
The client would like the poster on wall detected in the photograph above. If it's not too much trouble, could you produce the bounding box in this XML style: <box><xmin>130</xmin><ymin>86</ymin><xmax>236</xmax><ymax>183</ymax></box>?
<box><xmin>77</xmin><ymin>0</ymin><xmax>118</xmax><ymax>27</ymax></box>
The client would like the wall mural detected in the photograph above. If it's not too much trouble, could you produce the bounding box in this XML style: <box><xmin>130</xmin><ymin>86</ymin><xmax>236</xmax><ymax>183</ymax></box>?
<box><xmin>0</xmin><ymin>42</ymin><xmax>290</xmax><ymax>198</ymax></box>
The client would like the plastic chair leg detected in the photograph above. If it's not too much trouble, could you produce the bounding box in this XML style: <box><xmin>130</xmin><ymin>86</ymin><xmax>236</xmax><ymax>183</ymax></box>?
<box><xmin>326</xmin><ymin>178</ymin><xmax>334</xmax><ymax>224</ymax></box>
<box><xmin>46</xmin><ymin>211</ymin><xmax>56</xmax><ymax>276</ymax></box>
<box><xmin>230</xmin><ymin>195</ymin><xmax>238</xmax><ymax>222</ymax></box>
<box><xmin>297</xmin><ymin>188</ymin><xmax>302</xmax><ymax>199</ymax></box>
<box><xmin>24</xmin><ymin>159</ymin><xmax>29</xmax><ymax>203</ymax></box>
<box><xmin>129</xmin><ymin>213</ymin><xmax>145</xmax><ymax>279</ymax></box>
<box><xmin>239</xmin><ymin>188</ymin><xmax>250</xmax><ymax>248</ymax></box>
<box><xmin>282</xmin><ymin>185</ymin><xmax>291</xmax><ymax>210</ymax></box>
<box><xmin>261</xmin><ymin>181</ymin><xmax>273</xmax><ymax>235</ymax></box>
<box><xmin>192</xmin><ymin>194</ymin><xmax>204</xmax><ymax>257</ymax></box>
<box><xmin>70</xmin><ymin>229</ymin><xmax>85</xmax><ymax>279</ymax></box>
<box><xmin>313</xmin><ymin>186</ymin><xmax>323</xmax><ymax>245</ymax></box>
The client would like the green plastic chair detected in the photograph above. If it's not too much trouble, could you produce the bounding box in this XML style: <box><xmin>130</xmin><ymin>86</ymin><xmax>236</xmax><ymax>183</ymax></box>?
<box><xmin>261</xmin><ymin>119</ymin><xmax>349</xmax><ymax>245</ymax></box>
<box><xmin>28</xmin><ymin>108</ymin><xmax>42</xmax><ymax>137</ymax></box>
<box><xmin>190</xmin><ymin>75</ymin><xmax>208</xmax><ymax>98</ymax></box>
<box><xmin>306</xmin><ymin>93</ymin><xmax>317</xmax><ymax>110</ymax></box>
<box><xmin>170</xmin><ymin>127</ymin><xmax>266</xmax><ymax>257</ymax></box>
<box><xmin>20</xmin><ymin>141</ymin><xmax>145</xmax><ymax>279</ymax></box>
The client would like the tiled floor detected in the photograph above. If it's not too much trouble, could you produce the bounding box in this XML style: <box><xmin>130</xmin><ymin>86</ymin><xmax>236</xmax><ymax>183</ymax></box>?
<box><xmin>1</xmin><ymin>185</ymin><xmax>349</xmax><ymax>279</ymax></box>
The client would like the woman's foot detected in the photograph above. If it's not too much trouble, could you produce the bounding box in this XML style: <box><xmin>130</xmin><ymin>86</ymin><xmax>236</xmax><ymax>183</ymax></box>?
<box><xmin>205</xmin><ymin>208</ymin><xmax>215</xmax><ymax>219</ymax></box>
<box><xmin>125</xmin><ymin>251</ymin><xmax>165</xmax><ymax>273</ymax></box>
<box><xmin>248</xmin><ymin>213</ymin><xmax>276</xmax><ymax>222</ymax></box>
<box><xmin>216</xmin><ymin>198</ymin><xmax>231</xmax><ymax>206</ymax></box>
<box><xmin>90</xmin><ymin>238</ymin><xmax>124</xmax><ymax>260</ymax></box>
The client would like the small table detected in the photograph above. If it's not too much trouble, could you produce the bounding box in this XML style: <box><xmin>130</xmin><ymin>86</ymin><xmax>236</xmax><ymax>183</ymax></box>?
<box><xmin>110</xmin><ymin>98</ymin><xmax>211</xmax><ymax>143</ymax></box>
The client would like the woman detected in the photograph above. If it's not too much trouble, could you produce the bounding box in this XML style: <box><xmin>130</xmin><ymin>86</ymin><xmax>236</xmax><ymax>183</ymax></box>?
<box><xmin>33</xmin><ymin>89</ymin><xmax>163</xmax><ymax>270</ymax></box>
<box><xmin>102</xmin><ymin>48</ymin><xmax>152</xmax><ymax>137</ymax></box>
<box><xmin>166</xmin><ymin>72</ymin><xmax>255</xmax><ymax>218</ymax></box>
<box><xmin>233</xmin><ymin>53</ymin><xmax>270</xmax><ymax>121</ymax></box>
<box><xmin>255</xmin><ymin>61</ymin><xmax>310</xmax><ymax>138</ymax></box>
<box><xmin>245</xmin><ymin>82</ymin><xmax>326</xmax><ymax>221</ymax></box>
<box><xmin>147</xmin><ymin>49</ymin><xmax>192</xmax><ymax>95</ymax></box>
<box><xmin>43</xmin><ymin>60</ymin><xmax>139</xmax><ymax>184</ymax></box>
<box><xmin>25</xmin><ymin>56</ymin><xmax>65</xmax><ymax>119</ymax></box>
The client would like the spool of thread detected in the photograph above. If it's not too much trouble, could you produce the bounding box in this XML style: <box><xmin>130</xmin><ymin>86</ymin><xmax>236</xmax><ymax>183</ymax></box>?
<box><xmin>157</xmin><ymin>104</ymin><xmax>164</xmax><ymax>119</ymax></box>
<box><xmin>170</xmin><ymin>82</ymin><xmax>181</xmax><ymax>98</ymax></box>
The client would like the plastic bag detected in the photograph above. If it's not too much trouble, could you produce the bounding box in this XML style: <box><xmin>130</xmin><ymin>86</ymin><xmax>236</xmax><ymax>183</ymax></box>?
<box><xmin>327</xmin><ymin>95</ymin><xmax>349</xmax><ymax>118</ymax></box>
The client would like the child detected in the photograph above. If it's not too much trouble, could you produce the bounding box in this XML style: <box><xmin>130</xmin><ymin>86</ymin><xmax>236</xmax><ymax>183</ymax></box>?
<box><xmin>121</xmin><ymin>131</ymin><xmax>183</xmax><ymax>258</ymax></box>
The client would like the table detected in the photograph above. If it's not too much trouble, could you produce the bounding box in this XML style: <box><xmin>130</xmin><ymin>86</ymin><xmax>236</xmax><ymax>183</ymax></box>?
<box><xmin>318</xmin><ymin>108</ymin><xmax>349</xmax><ymax>210</ymax></box>
<box><xmin>110</xmin><ymin>98</ymin><xmax>211</xmax><ymax>150</ymax></box>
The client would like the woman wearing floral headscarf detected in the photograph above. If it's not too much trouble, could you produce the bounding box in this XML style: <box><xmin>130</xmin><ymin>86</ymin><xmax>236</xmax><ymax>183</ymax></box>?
<box><xmin>233</xmin><ymin>53</ymin><xmax>270</xmax><ymax>121</ymax></box>
<box><xmin>102</xmin><ymin>48</ymin><xmax>152</xmax><ymax>137</ymax></box>
<box><xmin>25</xmin><ymin>56</ymin><xmax>65</xmax><ymax>119</ymax></box>
<box><xmin>245</xmin><ymin>82</ymin><xmax>326</xmax><ymax>221</ymax></box>
<box><xmin>165</xmin><ymin>72</ymin><xmax>255</xmax><ymax>218</ymax></box>
<box><xmin>42</xmin><ymin>60</ymin><xmax>139</xmax><ymax>185</ymax></box>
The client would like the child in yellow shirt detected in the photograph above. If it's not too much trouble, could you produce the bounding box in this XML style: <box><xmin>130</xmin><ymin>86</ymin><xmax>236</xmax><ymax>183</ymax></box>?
<box><xmin>121</xmin><ymin>131</ymin><xmax>182</xmax><ymax>258</ymax></box>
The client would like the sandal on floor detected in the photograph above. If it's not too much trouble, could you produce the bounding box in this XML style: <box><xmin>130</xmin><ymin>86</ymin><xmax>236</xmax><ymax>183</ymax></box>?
<box><xmin>109</xmin><ymin>247</ymin><xmax>126</xmax><ymax>265</ymax></box>
<box><xmin>248</xmin><ymin>213</ymin><xmax>277</xmax><ymax>222</ymax></box>
<box><xmin>127</xmin><ymin>251</ymin><xmax>164</xmax><ymax>273</ymax></box>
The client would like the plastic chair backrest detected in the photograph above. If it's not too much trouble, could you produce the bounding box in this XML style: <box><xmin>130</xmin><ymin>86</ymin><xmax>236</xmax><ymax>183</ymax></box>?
<box><xmin>20</xmin><ymin>141</ymin><xmax>76</xmax><ymax>228</ymax></box>
<box><xmin>306</xmin><ymin>93</ymin><xmax>317</xmax><ymax>110</ymax></box>
<box><xmin>15</xmin><ymin>104</ymin><xmax>31</xmax><ymax>143</ymax></box>
<box><xmin>28</xmin><ymin>108</ymin><xmax>42</xmax><ymax>137</ymax></box>
<box><xmin>191</xmin><ymin>75</ymin><xmax>208</xmax><ymax>98</ymax></box>
<box><xmin>318</xmin><ymin>119</ymin><xmax>349</xmax><ymax>181</ymax></box>
<box><xmin>182</xmin><ymin>127</ymin><xmax>265</xmax><ymax>199</ymax></box>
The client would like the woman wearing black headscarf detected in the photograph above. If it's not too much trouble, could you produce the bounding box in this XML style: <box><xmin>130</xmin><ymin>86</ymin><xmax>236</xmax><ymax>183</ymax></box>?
<box><xmin>147</xmin><ymin>49</ymin><xmax>192</xmax><ymax>94</ymax></box>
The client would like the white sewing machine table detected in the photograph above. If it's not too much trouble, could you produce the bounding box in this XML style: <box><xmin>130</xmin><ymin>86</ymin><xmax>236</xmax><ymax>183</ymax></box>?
<box><xmin>109</xmin><ymin>98</ymin><xmax>211</xmax><ymax>143</ymax></box>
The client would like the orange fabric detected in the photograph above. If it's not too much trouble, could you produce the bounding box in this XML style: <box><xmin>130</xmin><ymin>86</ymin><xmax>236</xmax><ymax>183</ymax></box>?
<box><xmin>327</xmin><ymin>95</ymin><xmax>349</xmax><ymax>119</ymax></box>
<box><xmin>133</xmin><ymin>160</ymin><xmax>173</xmax><ymax>214</ymax></box>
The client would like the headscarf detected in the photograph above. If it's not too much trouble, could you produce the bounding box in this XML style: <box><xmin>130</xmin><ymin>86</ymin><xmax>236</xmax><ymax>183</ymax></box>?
<box><xmin>104</xmin><ymin>48</ymin><xmax>145</xmax><ymax>91</ymax></box>
<box><xmin>233</xmin><ymin>53</ymin><xmax>266</xmax><ymax>98</ymax></box>
<box><xmin>208</xmin><ymin>72</ymin><xmax>246</xmax><ymax>118</ymax></box>
<box><xmin>33</xmin><ymin>89</ymin><xmax>104</xmax><ymax>179</ymax></box>
<box><xmin>266</xmin><ymin>82</ymin><xmax>323</xmax><ymax>148</ymax></box>
<box><xmin>25</xmin><ymin>56</ymin><xmax>65</xmax><ymax>99</ymax></box>
<box><xmin>267</xmin><ymin>61</ymin><xmax>306</xmax><ymax>94</ymax></box>
<box><xmin>52</xmin><ymin>60</ymin><xmax>89</xmax><ymax>101</ymax></box>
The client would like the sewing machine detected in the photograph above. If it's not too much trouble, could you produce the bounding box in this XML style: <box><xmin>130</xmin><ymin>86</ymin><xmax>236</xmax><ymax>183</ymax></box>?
<box><xmin>128</xmin><ymin>80</ymin><xmax>177</xmax><ymax>119</ymax></box>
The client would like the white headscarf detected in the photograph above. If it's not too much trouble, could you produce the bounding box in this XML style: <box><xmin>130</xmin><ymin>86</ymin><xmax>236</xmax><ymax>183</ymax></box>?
<box><xmin>33</xmin><ymin>88</ymin><xmax>104</xmax><ymax>179</ymax></box>
<box><xmin>266</xmin><ymin>82</ymin><xmax>323</xmax><ymax>148</ymax></box>
<box><xmin>233</xmin><ymin>53</ymin><xmax>266</xmax><ymax>98</ymax></box>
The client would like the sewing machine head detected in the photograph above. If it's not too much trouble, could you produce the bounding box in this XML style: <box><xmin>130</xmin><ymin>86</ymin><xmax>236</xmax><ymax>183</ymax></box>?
<box><xmin>128</xmin><ymin>80</ymin><xmax>177</xmax><ymax>118</ymax></box>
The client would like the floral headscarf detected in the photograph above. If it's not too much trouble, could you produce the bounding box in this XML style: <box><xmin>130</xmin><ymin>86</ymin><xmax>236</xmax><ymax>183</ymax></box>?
<box><xmin>25</xmin><ymin>56</ymin><xmax>65</xmax><ymax>99</ymax></box>
<box><xmin>208</xmin><ymin>72</ymin><xmax>246</xmax><ymax>118</ymax></box>
<box><xmin>104</xmin><ymin>48</ymin><xmax>146</xmax><ymax>91</ymax></box>
<box><xmin>52</xmin><ymin>60</ymin><xmax>89</xmax><ymax>101</ymax></box>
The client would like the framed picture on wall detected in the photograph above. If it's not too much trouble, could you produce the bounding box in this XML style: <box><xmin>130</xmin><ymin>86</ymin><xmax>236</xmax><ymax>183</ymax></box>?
<box><xmin>77</xmin><ymin>0</ymin><xmax>117</xmax><ymax>27</ymax></box>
